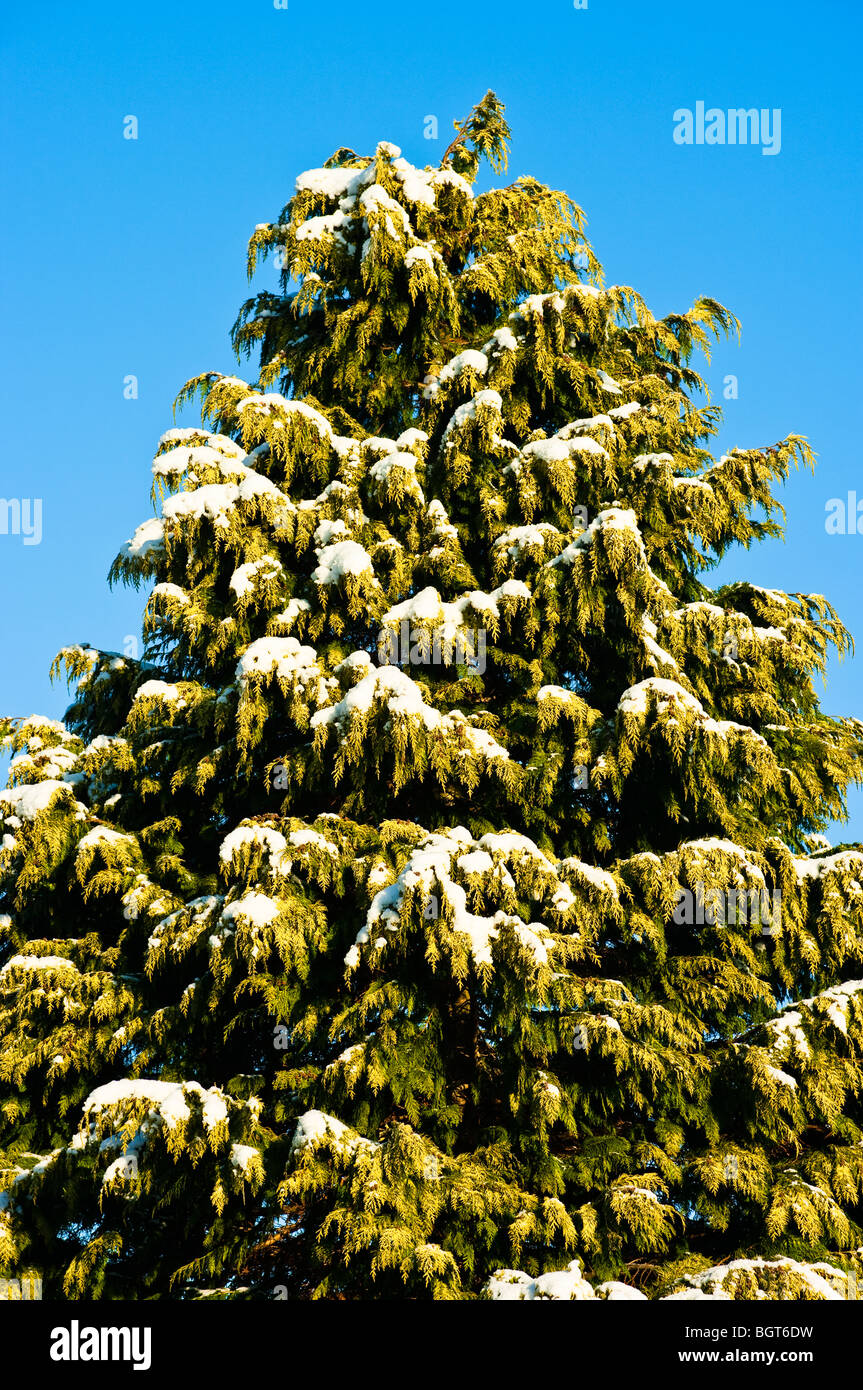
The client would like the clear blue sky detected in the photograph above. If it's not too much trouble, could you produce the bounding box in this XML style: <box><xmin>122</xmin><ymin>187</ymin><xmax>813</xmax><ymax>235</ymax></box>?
<box><xmin>2</xmin><ymin>0</ymin><xmax>862</xmax><ymax>840</ymax></box>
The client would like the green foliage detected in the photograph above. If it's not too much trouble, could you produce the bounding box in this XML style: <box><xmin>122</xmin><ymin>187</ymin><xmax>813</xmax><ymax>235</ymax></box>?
<box><xmin>1</xmin><ymin>94</ymin><xmax>862</xmax><ymax>1302</ymax></box>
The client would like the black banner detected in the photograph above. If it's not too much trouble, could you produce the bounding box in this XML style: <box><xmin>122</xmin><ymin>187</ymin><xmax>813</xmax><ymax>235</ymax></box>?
<box><xmin>0</xmin><ymin>1297</ymin><xmax>858</xmax><ymax>1378</ymax></box>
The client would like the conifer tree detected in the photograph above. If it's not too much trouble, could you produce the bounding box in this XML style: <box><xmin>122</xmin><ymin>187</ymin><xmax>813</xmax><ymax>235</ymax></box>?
<box><xmin>3</xmin><ymin>94</ymin><xmax>863</xmax><ymax>1302</ymax></box>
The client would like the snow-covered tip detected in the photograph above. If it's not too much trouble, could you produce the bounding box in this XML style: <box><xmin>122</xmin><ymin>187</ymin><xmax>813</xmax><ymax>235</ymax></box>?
<box><xmin>291</xmin><ymin>1110</ymin><xmax>380</xmax><ymax>1156</ymax></box>
<box><xmin>82</xmin><ymin>1079</ymin><xmax>234</xmax><ymax>1134</ymax></box>
<box><xmin>596</xmin><ymin>369</ymin><xmax>622</xmax><ymax>394</ymax></box>
<box><xmin>0</xmin><ymin>781</ymin><xmax>76</xmax><ymax>821</ymax></box>
<box><xmin>485</xmin><ymin>1259</ymin><xmax>632</xmax><ymax>1301</ymax></box>
<box><xmin>133</xmin><ymin>680</ymin><xmax>186</xmax><ymax>708</ymax></box>
<box><xmin>236</xmin><ymin>394</ymin><xmax>333</xmax><ymax>439</ymax></box>
<box><xmin>312</xmin><ymin>540</ymin><xmax>374</xmax><ymax>586</ymax></box>
<box><xmin>661</xmin><ymin>1256</ymin><xmax>848</xmax><ymax>1301</ymax></box>
<box><xmin>219</xmin><ymin>824</ymin><xmax>291</xmax><ymax>875</ymax></box>
<box><xmin>122</xmin><ymin>517</ymin><xmax>164</xmax><ymax>558</ymax></box>
<box><xmin>442</xmin><ymin>390</ymin><xmax>503</xmax><ymax>441</ymax></box>
<box><xmin>0</xmin><ymin>953</ymin><xmax>79</xmax><ymax>979</ymax></box>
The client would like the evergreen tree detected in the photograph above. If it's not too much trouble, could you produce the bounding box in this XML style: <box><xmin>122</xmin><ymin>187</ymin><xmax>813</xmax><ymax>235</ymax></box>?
<box><xmin>2</xmin><ymin>94</ymin><xmax>863</xmax><ymax>1302</ymax></box>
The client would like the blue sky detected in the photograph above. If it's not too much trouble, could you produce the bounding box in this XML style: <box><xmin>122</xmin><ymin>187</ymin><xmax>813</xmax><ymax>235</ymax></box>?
<box><xmin>2</xmin><ymin>0</ymin><xmax>862</xmax><ymax>839</ymax></box>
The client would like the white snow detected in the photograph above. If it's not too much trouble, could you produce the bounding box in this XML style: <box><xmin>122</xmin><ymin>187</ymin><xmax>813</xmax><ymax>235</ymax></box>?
<box><xmin>480</xmin><ymin>831</ymin><xmax>552</xmax><ymax>865</ymax></box>
<box><xmin>0</xmin><ymin>781</ymin><xmax>72</xmax><ymax>821</ymax></box>
<box><xmin>0</xmin><ymin>954</ymin><xmax>79</xmax><ymax>977</ymax></box>
<box><xmin>525</xmin><ymin>435</ymin><xmax>608</xmax><ymax>465</ymax></box>
<box><xmin>288</xmin><ymin>827</ymin><xmax>338</xmax><ymax>855</ymax></box>
<box><xmin>438</xmin><ymin>349</ymin><xmax>489</xmax><ymax>384</ymax></box>
<box><xmin>793</xmin><ymin>850</ymin><xmax>863</xmax><ymax>882</ymax></box>
<box><xmin>558</xmin><ymin>415</ymin><xmax>615</xmax><ymax>439</ymax></box>
<box><xmin>442</xmin><ymin>390</ymin><xmax>503</xmax><ymax>440</ymax></box>
<box><xmin>82</xmin><ymin>1080</ymin><xmax>243</xmax><ymax>1144</ymax></box>
<box><xmin>482</xmin><ymin>325</ymin><xmax>520</xmax><ymax>353</ymax></box>
<box><xmin>219</xmin><ymin>824</ymin><xmax>291</xmax><ymax>874</ymax></box>
<box><xmin>151</xmin><ymin>582</ymin><xmax>189</xmax><ymax>606</ymax></box>
<box><xmin>133</xmin><ymin>680</ymin><xmax>185</xmax><ymax>706</ymax></box>
<box><xmin>368</xmin><ymin>451</ymin><xmax>422</xmax><ymax>493</ymax></box>
<box><xmin>430</xmin><ymin>168</ymin><xmax>474</xmax><ymax>199</ymax></box>
<box><xmin>312</xmin><ymin>664</ymin><xmax>437</xmax><ymax>730</ymax></box>
<box><xmin>618</xmin><ymin>677</ymin><xmax>712</xmax><ymax>721</ymax></box>
<box><xmin>312</xmin><ymin>540</ymin><xmax>374</xmax><ymax>585</ymax></box>
<box><xmin>765</xmin><ymin>1010</ymin><xmax>811</xmax><ymax>1058</ymax></box>
<box><xmin>382</xmin><ymin>580</ymin><xmax>528</xmax><ymax>639</ymax></box>
<box><xmin>486</xmin><ymin>1260</ymin><xmax>597</xmax><ymax>1301</ymax></box>
<box><xmin>352</xmin><ymin>827</ymin><xmax>557</xmax><ymax>972</ymax></box>
<box><xmin>221</xmin><ymin>893</ymin><xmax>281</xmax><ymax>928</ymax></box>
<box><xmin>404</xmin><ymin>246</ymin><xmax>436</xmax><ymax>270</ymax></box>
<box><xmin>457</xmin><ymin>850</ymin><xmax>496</xmax><ymax>876</ymax></box>
<box><xmin>391</xmin><ymin>159</ymin><xmax>436</xmax><ymax>207</ymax></box>
<box><xmin>595</xmin><ymin>1281</ymin><xmax>647</xmax><ymax>1300</ymax></box>
<box><xmin>294</xmin><ymin>165</ymin><xmax>373</xmax><ymax>200</ymax></box>
<box><xmin>291</xmin><ymin>1109</ymin><xmax>380</xmax><ymax>1155</ymax></box>
<box><xmin>516</xmin><ymin>292</ymin><xmax>566</xmax><ymax>317</ymax></box>
<box><xmin>549</xmin><ymin>508</ymin><xmax>645</xmax><ymax>570</ymax></box>
<box><xmin>596</xmin><ymin>369</ymin><xmax>622</xmax><ymax>394</ymax></box>
<box><xmin>313</xmin><ymin>667</ymin><xmax>510</xmax><ymax>765</ymax></box>
<box><xmin>236</xmin><ymin>395</ymin><xmax>333</xmax><ymax>438</ymax></box>
<box><xmin>396</xmin><ymin>427</ymin><xmax>428</xmax><ymax>450</ymax></box>
<box><xmin>294</xmin><ymin>208</ymin><xmax>349</xmax><ymax>242</ymax></box>
<box><xmin>236</xmin><ymin>636</ymin><xmax>322</xmax><ymax>688</ymax></box>
<box><xmin>560</xmin><ymin>858</ymin><xmax>620</xmax><ymax>898</ymax></box>
<box><xmin>494</xmin><ymin>523</ymin><xmax>558</xmax><ymax>556</ymax></box>
<box><xmin>123</xmin><ymin>517</ymin><xmax>164</xmax><ymax>557</ymax></box>
<box><xmin>230</xmin><ymin>1143</ymin><xmax>260</xmax><ymax>1177</ymax></box>
<box><xmin>522</xmin><ymin>437</ymin><xmax>572</xmax><ymax>465</ymax></box>
<box><xmin>274</xmin><ymin>595</ymin><xmax>311</xmax><ymax>624</ymax></box>
<box><xmin>764</xmin><ymin>1064</ymin><xmax>798</xmax><ymax>1089</ymax></box>
<box><xmin>230</xmin><ymin>557</ymin><xmax>283</xmax><ymax>598</ymax></box>
<box><xmin>663</xmin><ymin>1257</ymin><xmax>845</xmax><ymax>1301</ymax></box>
<box><xmin>359</xmin><ymin>184</ymin><xmax>410</xmax><ymax>234</ymax></box>
<box><xmin>84</xmin><ymin>1081</ymin><xmax>190</xmax><ymax>1128</ymax></box>
<box><xmin>163</xmin><ymin>483</ymin><xmax>240</xmax><ymax>530</ymax></box>
<box><xmin>153</xmin><ymin>442</ymin><xmax>246</xmax><ymax>480</ymax></box>
<box><xmin>641</xmin><ymin>615</ymin><xmax>679</xmax><ymax>671</ymax></box>
<box><xmin>158</xmin><ymin>427</ymin><xmax>202</xmax><ymax>446</ymax></box>
<box><xmin>77</xmin><ymin>826</ymin><xmax>134</xmax><ymax>852</ymax></box>
<box><xmin>777</xmin><ymin>980</ymin><xmax>863</xmax><ymax>1037</ymax></box>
